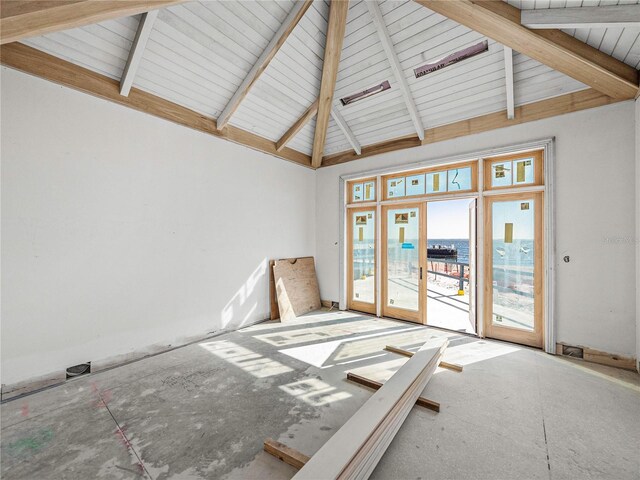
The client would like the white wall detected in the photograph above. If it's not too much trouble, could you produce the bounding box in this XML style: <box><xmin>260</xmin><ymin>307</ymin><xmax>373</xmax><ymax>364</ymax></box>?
<box><xmin>636</xmin><ymin>97</ymin><xmax>640</xmax><ymax>370</ymax></box>
<box><xmin>316</xmin><ymin>101</ymin><xmax>637</xmax><ymax>357</ymax></box>
<box><xmin>1</xmin><ymin>67</ymin><xmax>316</xmax><ymax>386</ymax></box>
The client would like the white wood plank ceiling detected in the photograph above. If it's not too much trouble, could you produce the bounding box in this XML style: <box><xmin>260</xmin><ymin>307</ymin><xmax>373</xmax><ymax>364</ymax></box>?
<box><xmin>19</xmin><ymin>0</ymin><xmax>640</xmax><ymax>160</ymax></box>
<box><xmin>507</xmin><ymin>0</ymin><xmax>640</xmax><ymax>68</ymax></box>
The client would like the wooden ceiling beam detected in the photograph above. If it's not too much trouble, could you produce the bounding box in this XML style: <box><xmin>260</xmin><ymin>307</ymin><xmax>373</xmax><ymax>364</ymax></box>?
<box><xmin>521</xmin><ymin>5</ymin><xmax>640</xmax><ymax>29</ymax></box>
<box><xmin>0</xmin><ymin>43</ymin><xmax>311</xmax><ymax>167</ymax></box>
<box><xmin>216</xmin><ymin>0</ymin><xmax>313</xmax><ymax>131</ymax></box>
<box><xmin>312</xmin><ymin>0</ymin><xmax>350</xmax><ymax>168</ymax></box>
<box><xmin>367</xmin><ymin>0</ymin><xmax>424</xmax><ymax>140</ymax></box>
<box><xmin>331</xmin><ymin>108</ymin><xmax>361</xmax><ymax>155</ymax></box>
<box><xmin>0</xmin><ymin>0</ymin><xmax>183</xmax><ymax>45</ymax></box>
<box><xmin>504</xmin><ymin>46</ymin><xmax>514</xmax><ymax>120</ymax></box>
<box><xmin>413</xmin><ymin>0</ymin><xmax>638</xmax><ymax>100</ymax></box>
<box><xmin>119</xmin><ymin>10</ymin><xmax>158</xmax><ymax>97</ymax></box>
<box><xmin>276</xmin><ymin>99</ymin><xmax>318</xmax><ymax>152</ymax></box>
<box><xmin>276</xmin><ymin>99</ymin><xmax>360</xmax><ymax>155</ymax></box>
<box><xmin>321</xmin><ymin>88</ymin><xmax>624</xmax><ymax>167</ymax></box>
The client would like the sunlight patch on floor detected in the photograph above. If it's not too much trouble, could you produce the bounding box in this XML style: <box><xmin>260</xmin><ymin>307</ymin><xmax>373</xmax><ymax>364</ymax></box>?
<box><xmin>199</xmin><ymin>340</ymin><xmax>293</xmax><ymax>378</ymax></box>
<box><xmin>279</xmin><ymin>378</ymin><xmax>352</xmax><ymax>407</ymax></box>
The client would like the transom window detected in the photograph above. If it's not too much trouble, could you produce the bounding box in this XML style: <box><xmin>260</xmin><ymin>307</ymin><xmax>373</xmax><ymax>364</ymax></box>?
<box><xmin>483</xmin><ymin>150</ymin><xmax>543</xmax><ymax>190</ymax></box>
<box><xmin>382</xmin><ymin>161</ymin><xmax>477</xmax><ymax>200</ymax></box>
<box><xmin>348</xmin><ymin>177</ymin><xmax>376</xmax><ymax>203</ymax></box>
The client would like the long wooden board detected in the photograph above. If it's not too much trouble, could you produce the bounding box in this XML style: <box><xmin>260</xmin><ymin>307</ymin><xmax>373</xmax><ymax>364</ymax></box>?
<box><xmin>384</xmin><ymin>345</ymin><xmax>463</xmax><ymax>372</ymax></box>
<box><xmin>293</xmin><ymin>339</ymin><xmax>448</xmax><ymax>480</ymax></box>
<box><xmin>346</xmin><ymin>372</ymin><xmax>440</xmax><ymax>412</ymax></box>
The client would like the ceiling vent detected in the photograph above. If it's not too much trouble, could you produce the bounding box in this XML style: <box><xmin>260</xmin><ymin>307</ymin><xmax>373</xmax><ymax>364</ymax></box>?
<box><xmin>414</xmin><ymin>40</ymin><xmax>489</xmax><ymax>79</ymax></box>
<box><xmin>340</xmin><ymin>80</ymin><xmax>391</xmax><ymax>106</ymax></box>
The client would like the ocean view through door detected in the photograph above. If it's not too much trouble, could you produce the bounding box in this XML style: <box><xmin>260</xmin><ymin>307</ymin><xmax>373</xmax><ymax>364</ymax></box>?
<box><xmin>426</xmin><ymin>198</ymin><xmax>476</xmax><ymax>334</ymax></box>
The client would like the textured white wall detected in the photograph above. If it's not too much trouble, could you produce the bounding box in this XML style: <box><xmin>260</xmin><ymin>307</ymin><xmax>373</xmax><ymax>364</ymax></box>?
<box><xmin>316</xmin><ymin>101</ymin><xmax>637</xmax><ymax>357</ymax></box>
<box><xmin>636</xmin><ymin>97</ymin><xmax>640</xmax><ymax>370</ymax></box>
<box><xmin>1</xmin><ymin>67</ymin><xmax>316</xmax><ymax>386</ymax></box>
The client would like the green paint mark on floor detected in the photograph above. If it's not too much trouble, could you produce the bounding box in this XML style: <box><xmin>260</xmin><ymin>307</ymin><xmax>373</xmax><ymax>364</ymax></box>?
<box><xmin>8</xmin><ymin>428</ymin><xmax>53</xmax><ymax>457</ymax></box>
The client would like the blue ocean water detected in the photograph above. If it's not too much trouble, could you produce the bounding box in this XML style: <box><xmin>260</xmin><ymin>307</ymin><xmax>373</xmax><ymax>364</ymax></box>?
<box><xmin>428</xmin><ymin>238</ymin><xmax>469</xmax><ymax>264</ymax></box>
<box><xmin>429</xmin><ymin>238</ymin><xmax>534</xmax><ymax>267</ymax></box>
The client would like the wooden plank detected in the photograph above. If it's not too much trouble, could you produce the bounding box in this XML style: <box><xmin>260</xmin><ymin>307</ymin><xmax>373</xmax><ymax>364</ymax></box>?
<box><xmin>321</xmin><ymin>88</ymin><xmax>623</xmax><ymax>167</ymax></box>
<box><xmin>330</xmin><ymin>108</ymin><xmax>361</xmax><ymax>155</ymax></box>
<box><xmin>273</xmin><ymin>257</ymin><xmax>322</xmax><ymax>322</ymax></box>
<box><xmin>276</xmin><ymin>99</ymin><xmax>319</xmax><ymax>152</ymax></box>
<box><xmin>504</xmin><ymin>46</ymin><xmax>515</xmax><ymax>120</ymax></box>
<box><xmin>366</xmin><ymin>0</ymin><xmax>424</xmax><ymax>140</ymax></box>
<box><xmin>346</xmin><ymin>372</ymin><xmax>440</xmax><ymax>412</ymax></box>
<box><xmin>293</xmin><ymin>339</ymin><xmax>448</xmax><ymax>479</ymax></box>
<box><xmin>216</xmin><ymin>0</ymin><xmax>313</xmax><ymax>130</ymax></box>
<box><xmin>120</xmin><ymin>10</ymin><xmax>158</xmax><ymax>97</ymax></box>
<box><xmin>533</xmin><ymin>29</ymin><xmax>638</xmax><ymax>87</ymax></box>
<box><xmin>264</xmin><ymin>438</ymin><xmax>310</xmax><ymax>470</ymax></box>
<box><xmin>521</xmin><ymin>5</ymin><xmax>640</xmax><ymax>29</ymax></box>
<box><xmin>0</xmin><ymin>0</ymin><xmax>184</xmax><ymax>44</ymax></box>
<box><xmin>312</xmin><ymin>0</ymin><xmax>349</xmax><ymax>168</ymax></box>
<box><xmin>556</xmin><ymin>343</ymin><xmax>637</xmax><ymax>371</ymax></box>
<box><xmin>384</xmin><ymin>345</ymin><xmax>463</xmax><ymax>372</ymax></box>
<box><xmin>0</xmin><ymin>43</ymin><xmax>312</xmax><ymax>168</ymax></box>
<box><xmin>413</xmin><ymin>0</ymin><xmax>638</xmax><ymax>100</ymax></box>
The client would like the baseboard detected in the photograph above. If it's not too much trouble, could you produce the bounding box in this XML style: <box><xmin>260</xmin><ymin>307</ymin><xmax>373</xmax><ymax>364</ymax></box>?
<box><xmin>321</xmin><ymin>299</ymin><xmax>339</xmax><ymax>309</ymax></box>
<box><xmin>1</xmin><ymin>317</ymin><xmax>269</xmax><ymax>402</ymax></box>
<box><xmin>556</xmin><ymin>342</ymin><xmax>636</xmax><ymax>371</ymax></box>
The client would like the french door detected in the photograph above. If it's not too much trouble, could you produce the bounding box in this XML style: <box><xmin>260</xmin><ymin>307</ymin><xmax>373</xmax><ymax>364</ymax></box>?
<box><xmin>484</xmin><ymin>192</ymin><xmax>544</xmax><ymax>348</ymax></box>
<box><xmin>381</xmin><ymin>203</ymin><xmax>426</xmax><ymax>323</ymax></box>
<box><xmin>347</xmin><ymin>207</ymin><xmax>376</xmax><ymax>314</ymax></box>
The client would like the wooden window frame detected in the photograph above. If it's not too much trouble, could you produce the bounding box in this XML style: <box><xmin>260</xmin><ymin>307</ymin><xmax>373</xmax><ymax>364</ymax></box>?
<box><xmin>347</xmin><ymin>177</ymin><xmax>377</xmax><ymax>204</ymax></box>
<box><xmin>483</xmin><ymin>149</ymin><xmax>544</xmax><ymax>191</ymax></box>
<box><xmin>483</xmin><ymin>191</ymin><xmax>544</xmax><ymax>349</ymax></box>
<box><xmin>347</xmin><ymin>206</ymin><xmax>377</xmax><ymax>314</ymax></box>
<box><xmin>382</xmin><ymin>161</ymin><xmax>478</xmax><ymax>201</ymax></box>
<box><xmin>381</xmin><ymin>202</ymin><xmax>427</xmax><ymax>324</ymax></box>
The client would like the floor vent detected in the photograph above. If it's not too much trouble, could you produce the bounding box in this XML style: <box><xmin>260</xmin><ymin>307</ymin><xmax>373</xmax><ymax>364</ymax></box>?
<box><xmin>561</xmin><ymin>344</ymin><xmax>584</xmax><ymax>359</ymax></box>
<box><xmin>66</xmin><ymin>362</ymin><xmax>91</xmax><ymax>379</ymax></box>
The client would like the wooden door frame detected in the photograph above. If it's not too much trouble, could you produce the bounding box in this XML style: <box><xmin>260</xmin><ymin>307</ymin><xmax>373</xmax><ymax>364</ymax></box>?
<box><xmin>381</xmin><ymin>202</ymin><xmax>426</xmax><ymax>324</ymax></box>
<box><xmin>347</xmin><ymin>206</ymin><xmax>377</xmax><ymax>315</ymax></box>
<box><xmin>483</xmin><ymin>191</ymin><xmax>544</xmax><ymax>348</ymax></box>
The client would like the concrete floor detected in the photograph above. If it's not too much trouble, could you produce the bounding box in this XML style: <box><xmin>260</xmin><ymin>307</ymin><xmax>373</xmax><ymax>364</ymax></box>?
<box><xmin>2</xmin><ymin>310</ymin><xmax>639</xmax><ymax>480</ymax></box>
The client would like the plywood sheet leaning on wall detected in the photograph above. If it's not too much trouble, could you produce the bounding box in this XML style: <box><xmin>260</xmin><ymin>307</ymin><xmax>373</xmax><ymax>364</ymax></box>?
<box><xmin>293</xmin><ymin>338</ymin><xmax>448</xmax><ymax>480</ymax></box>
<box><xmin>273</xmin><ymin>257</ymin><xmax>321</xmax><ymax>322</ymax></box>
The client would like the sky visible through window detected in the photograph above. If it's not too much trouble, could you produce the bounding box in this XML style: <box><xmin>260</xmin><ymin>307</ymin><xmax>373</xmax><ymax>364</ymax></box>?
<box><xmin>427</xmin><ymin>198</ymin><xmax>474</xmax><ymax>239</ymax></box>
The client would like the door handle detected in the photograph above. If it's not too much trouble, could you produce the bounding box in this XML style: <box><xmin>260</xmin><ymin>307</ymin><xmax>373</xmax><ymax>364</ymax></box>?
<box><xmin>420</xmin><ymin>267</ymin><xmax>423</xmax><ymax>280</ymax></box>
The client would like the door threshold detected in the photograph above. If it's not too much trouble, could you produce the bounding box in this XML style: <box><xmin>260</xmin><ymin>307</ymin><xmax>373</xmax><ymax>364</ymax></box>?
<box><xmin>345</xmin><ymin>309</ymin><xmax>478</xmax><ymax>339</ymax></box>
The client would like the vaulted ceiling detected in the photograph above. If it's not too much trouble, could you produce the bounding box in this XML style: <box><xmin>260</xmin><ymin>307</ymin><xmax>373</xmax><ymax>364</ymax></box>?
<box><xmin>1</xmin><ymin>0</ymin><xmax>639</xmax><ymax>169</ymax></box>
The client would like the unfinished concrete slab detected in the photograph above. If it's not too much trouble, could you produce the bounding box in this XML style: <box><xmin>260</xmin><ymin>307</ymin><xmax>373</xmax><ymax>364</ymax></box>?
<box><xmin>2</xmin><ymin>310</ymin><xmax>639</xmax><ymax>480</ymax></box>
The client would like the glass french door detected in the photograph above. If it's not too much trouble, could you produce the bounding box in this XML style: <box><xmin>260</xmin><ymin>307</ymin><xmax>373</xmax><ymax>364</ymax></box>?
<box><xmin>484</xmin><ymin>192</ymin><xmax>543</xmax><ymax>348</ymax></box>
<box><xmin>382</xmin><ymin>203</ymin><xmax>426</xmax><ymax>323</ymax></box>
<box><xmin>347</xmin><ymin>208</ymin><xmax>376</xmax><ymax>314</ymax></box>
